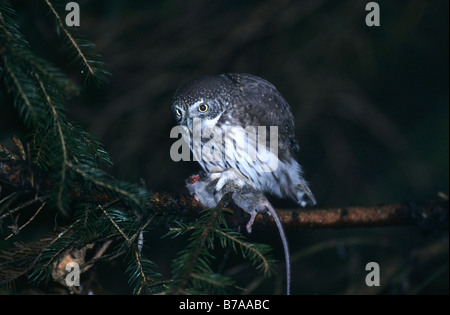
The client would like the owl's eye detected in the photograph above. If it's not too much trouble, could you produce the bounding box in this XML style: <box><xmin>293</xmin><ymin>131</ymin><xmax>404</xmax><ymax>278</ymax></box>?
<box><xmin>198</xmin><ymin>104</ymin><xmax>209</xmax><ymax>113</ymax></box>
<box><xmin>175</xmin><ymin>109</ymin><xmax>182</xmax><ymax>116</ymax></box>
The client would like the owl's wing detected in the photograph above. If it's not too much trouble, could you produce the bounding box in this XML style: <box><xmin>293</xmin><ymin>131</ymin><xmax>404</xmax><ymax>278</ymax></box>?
<box><xmin>224</xmin><ymin>73</ymin><xmax>300</xmax><ymax>152</ymax></box>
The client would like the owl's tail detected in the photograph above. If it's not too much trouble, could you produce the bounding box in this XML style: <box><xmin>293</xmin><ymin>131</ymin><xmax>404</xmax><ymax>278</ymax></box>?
<box><xmin>280</xmin><ymin>161</ymin><xmax>316</xmax><ymax>207</ymax></box>
<box><xmin>297</xmin><ymin>182</ymin><xmax>317</xmax><ymax>207</ymax></box>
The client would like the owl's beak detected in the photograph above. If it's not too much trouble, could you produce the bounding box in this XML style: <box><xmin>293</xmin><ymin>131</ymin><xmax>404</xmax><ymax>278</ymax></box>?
<box><xmin>186</xmin><ymin>118</ymin><xmax>193</xmax><ymax>133</ymax></box>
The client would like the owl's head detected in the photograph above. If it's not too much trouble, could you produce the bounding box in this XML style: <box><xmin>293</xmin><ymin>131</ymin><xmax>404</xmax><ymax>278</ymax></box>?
<box><xmin>172</xmin><ymin>75</ymin><xmax>236</xmax><ymax>131</ymax></box>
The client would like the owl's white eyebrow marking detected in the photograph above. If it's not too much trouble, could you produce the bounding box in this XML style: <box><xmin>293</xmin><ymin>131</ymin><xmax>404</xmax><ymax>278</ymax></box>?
<box><xmin>189</xmin><ymin>99</ymin><xmax>204</xmax><ymax>109</ymax></box>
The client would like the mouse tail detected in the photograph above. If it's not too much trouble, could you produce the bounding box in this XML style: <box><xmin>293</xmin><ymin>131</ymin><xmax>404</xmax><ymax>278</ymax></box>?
<box><xmin>264</xmin><ymin>201</ymin><xmax>290</xmax><ymax>295</ymax></box>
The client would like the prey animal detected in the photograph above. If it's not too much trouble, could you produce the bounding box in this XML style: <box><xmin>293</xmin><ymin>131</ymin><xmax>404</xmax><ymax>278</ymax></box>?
<box><xmin>172</xmin><ymin>73</ymin><xmax>316</xmax><ymax>295</ymax></box>
<box><xmin>186</xmin><ymin>172</ymin><xmax>291</xmax><ymax>294</ymax></box>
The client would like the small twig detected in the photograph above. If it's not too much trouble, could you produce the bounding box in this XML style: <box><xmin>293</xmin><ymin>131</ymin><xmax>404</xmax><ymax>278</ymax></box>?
<box><xmin>0</xmin><ymin>191</ymin><xmax>17</xmax><ymax>208</ymax></box>
<box><xmin>134</xmin><ymin>248</ymin><xmax>150</xmax><ymax>294</ymax></box>
<box><xmin>12</xmin><ymin>136</ymin><xmax>26</xmax><ymax>160</ymax></box>
<box><xmin>129</xmin><ymin>212</ymin><xmax>156</xmax><ymax>246</ymax></box>
<box><xmin>99</xmin><ymin>205</ymin><xmax>131</xmax><ymax>244</ymax></box>
<box><xmin>5</xmin><ymin>201</ymin><xmax>47</xmax><ymax>240</ymax></box>
<box><xmin>0</xmin><ymin>143</ymin><xmax>19</xmax><ymax>160</ymax></box>
<box><xmin>81</xmin><ymin>239</ymin><xmax>113</xmax><ymax>273</ymax></box>
<box><xmin>0</xmin><ymin>196</ymin><xmax>47</xmax><ymax>220</ymax></box>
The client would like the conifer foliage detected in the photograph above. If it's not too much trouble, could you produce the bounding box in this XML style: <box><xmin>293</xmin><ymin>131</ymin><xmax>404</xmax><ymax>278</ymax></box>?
<box><xmin>0</xmin><ymin>1</ymin><xmax>275</xmax><ymax>294</ymax></box>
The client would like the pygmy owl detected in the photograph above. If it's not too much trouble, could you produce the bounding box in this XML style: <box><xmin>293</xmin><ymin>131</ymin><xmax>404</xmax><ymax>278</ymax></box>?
<box><xmin>172</xmin><ymin>73</ymin><xmax>316</xmax><ymax>208</ymax></box>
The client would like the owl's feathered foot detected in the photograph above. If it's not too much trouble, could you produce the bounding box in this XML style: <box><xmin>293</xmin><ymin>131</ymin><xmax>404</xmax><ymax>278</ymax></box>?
<box><xmin>210</xmin><ymin>169</ymin><xmax>247</xmax><ymax>192</ymax></box>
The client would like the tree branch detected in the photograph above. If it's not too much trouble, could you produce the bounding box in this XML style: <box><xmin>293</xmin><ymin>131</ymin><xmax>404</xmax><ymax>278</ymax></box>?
<box><xmin>151</xmin><ymin>191</ymin><xmax>448</xmax><ymax>231</ymax></box>
<box><xmin>1</xmin><ymin>158</ymin><xmax>448</xmax><ymax>231</ymax></box>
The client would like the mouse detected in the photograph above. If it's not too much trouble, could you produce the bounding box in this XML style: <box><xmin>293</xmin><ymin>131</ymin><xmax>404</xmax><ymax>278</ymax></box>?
<box><xmin>186</xmin><ymin>172</ymin><xmax>291</xmax><ymax>295</ymax></box>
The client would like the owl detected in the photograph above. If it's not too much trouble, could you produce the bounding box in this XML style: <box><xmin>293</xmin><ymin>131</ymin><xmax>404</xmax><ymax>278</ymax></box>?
<box><xmin>172</xmin><ymin>73</ymin><xmax>316</xmax><ymax>209</ymax></box>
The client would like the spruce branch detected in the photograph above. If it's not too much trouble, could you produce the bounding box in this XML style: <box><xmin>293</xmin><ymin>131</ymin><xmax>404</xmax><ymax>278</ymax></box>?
<box><xmin>126</xmin><ymin>247</ymin><xmax>163</xmax><ymax>295</ymax></box>
<box><xmin>167</xmin><ymin>198</ymin><xmax>276</xmax><ymax>294</ymax></box>
<box><xmin>168</xmin><ymin>207</ymin><xmax>223</xmax><ymax>294</ymax></box>
<box><xmin>0</xmin><ymin>3</ymin><xmax>159</xmax><ymax>294</ymax></box>
<box><xmin>28</xmin><ymin>223</ymin><xmax>78</xmax><ymax>285</ymax></box>
<box><xmin>1</xmin><ymin>2</ymin><xmax>78</xmax><ymax>128</ymax></box>
<box><xmin>34</xmin><ymin>72</ymin><xmax>69</xmax><ymax>215</ymax></box>
<box><xmin>99</xmin><ymin>205</ymin><xmax>131</xmax><ymax>245</ymax></box>
<box><xmin>44</xmin><ymin>0</ymin><xmax>90</xmax><ymax>74</ymax></box>
<box><xmin>44</xmin><ymin>0</ymin><xmax>110</xmax><ymax>85</ymax></box>
<box><xmin>214</xmin><ymin>228</ymin><xmax>273</xmax><ymax>275</ymax></box>
<box><xmin>68</xmin><ymin>162</ymin><xmax>146</xmax><ymax>210</ymax></box>
<box><xmin>1</xmin><ymin>56</ymin><xmax>38</xmax><ymax>123</ymax></box>
<box><xmin>1</xmin><ymin>2</ymin><xmax>111</xmax><ymax>217</ymax></box>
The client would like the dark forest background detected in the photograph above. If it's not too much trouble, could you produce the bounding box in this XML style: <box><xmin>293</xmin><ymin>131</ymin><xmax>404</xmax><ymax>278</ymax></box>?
<box><xmin>0</xmin><ymin>0</ymin><xmax>448</xmax><ymax>294</ymax></box>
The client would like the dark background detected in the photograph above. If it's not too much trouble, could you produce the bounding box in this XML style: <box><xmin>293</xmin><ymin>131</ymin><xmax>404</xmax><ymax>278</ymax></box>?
<box><xmin>0</xmin><ymin>0</ymin><xmax>448</xmax><ymax>294</ymax></box>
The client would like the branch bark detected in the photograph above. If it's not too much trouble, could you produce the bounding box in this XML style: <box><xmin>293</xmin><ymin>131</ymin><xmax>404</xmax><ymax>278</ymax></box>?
<box><xmin>255</xmin><ymin>200</ymin><xmax>448</xmax><ymax>230</ymax></box>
